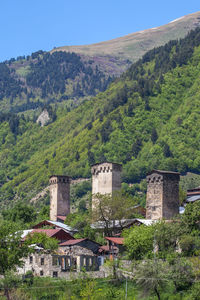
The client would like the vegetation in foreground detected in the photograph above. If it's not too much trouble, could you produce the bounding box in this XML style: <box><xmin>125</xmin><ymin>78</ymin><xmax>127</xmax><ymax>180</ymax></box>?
<box><xmin>0</xmin><ymin>274</ymin><xmax>200</xmax><ymax>300</ymax></box>
<box><xmin>1</xmin><ymin>195</ymin><xmax>200</xmax><ymax>299</ymax></box>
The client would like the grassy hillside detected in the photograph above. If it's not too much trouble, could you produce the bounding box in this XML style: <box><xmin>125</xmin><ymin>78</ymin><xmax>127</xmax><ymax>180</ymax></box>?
<box><xmin>1</xmin><ymin>28</ymin><xmax>200</xmax><ymax>207</ymax></box>
<box><xmin>52</xmin><ymin>11</ymin><xmax>200</xmax><ymax>62</ymax></box>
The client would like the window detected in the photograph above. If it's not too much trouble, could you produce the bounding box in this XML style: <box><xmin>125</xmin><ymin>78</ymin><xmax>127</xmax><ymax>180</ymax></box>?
<box><xmin>52</xmin><ymin>256</ymin><xmax>58</xmax><ymax>266</ymax></box>
<box><xmin>67</xmin><ymin>258</ymin><xmax>71</xmax><ymax>266</ymax></box>
<box><xmin>41</xmin><ymin>258</ymin><xmax>44</xmax><ymax>265</ymax></box>
<box><xmin>83</xmin><ymin>257</ymin><xmax>87</xmax><ymax>266</ymax></box>
<box><xmin>89</xmin><ymin>258</ymin><xmax>93</xmax><ymax>266</ymax></box>
<box><xmin>40</xmin><ymin>270</ymin><xmax>43</xmax><ymax>276</ymax></box>
<box><xmin>29</xmin><ymin>256</ymin><xmax>33</xmax><ymax>264</ymax></box>
<box><xmin>53</xmin><ymin>271</ymin><xmax>58</xmax><ymax>278</ymax></box>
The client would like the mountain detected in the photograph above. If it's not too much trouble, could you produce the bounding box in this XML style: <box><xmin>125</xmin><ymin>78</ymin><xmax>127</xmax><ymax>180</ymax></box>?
<box><xmin>1</xmin><ymin>11</ymin><xmax>200</xmax><ymax>116</ymax></box>
<box><xmin>52</xmin><ymin>11</ymin><xmax>200</xmax><ymax>62</ymax></box>
<box><xmin>0</xmin><ymin>51</ymin><xmax>113</xmax><ymax>114</ymax></box>
<box><xmin>1</xmin><ymin>27</ymin><xmax>200</xmax><ymax>207</ymax></box>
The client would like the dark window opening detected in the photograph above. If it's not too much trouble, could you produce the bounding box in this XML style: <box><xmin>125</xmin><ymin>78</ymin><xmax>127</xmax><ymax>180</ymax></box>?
<box><xmin>53</xmin><ymin>271</ymin><xmax>58</xmax><ymax>278</ymax></box>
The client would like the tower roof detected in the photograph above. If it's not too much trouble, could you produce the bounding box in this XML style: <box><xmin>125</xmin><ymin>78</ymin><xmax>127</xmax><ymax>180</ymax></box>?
<box><xmin>49</xmin><ymin>175</ymin><xmax>70</xmax><ymax>178</ymax></box>
<box><xmin>147</xmin><ymin>169</ymin><xmax>180</xmax><ymax>176</ymax></box>
<box><xmin>91</xmin><ymin>162</ymin><xmax>122</xmax><ymax>167</ymax></box>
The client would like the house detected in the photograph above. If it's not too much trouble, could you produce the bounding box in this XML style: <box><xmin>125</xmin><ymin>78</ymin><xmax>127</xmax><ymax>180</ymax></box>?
<box><xmin>18</xmin><ymin>237</ymin><xmax>102</xmax><ymax>277</ymax></box>
<box><xmin>33</xmin><ymin>220</ymin><xmax>78</xmax><ymax>236</ymax></box>
<box><xmin>59</xmin><ymin>238</ymin><xmax>102</xmax><ymax>271</ymax></box>
<box><xmin>17</xmin><ymin>246</ymin><xmax>77</xmax><ymax>278</ymax></box>
<box><xmin>22</xmin><ymin>228</ymin><xmax>74</xmax><ymax>243</ymax></box>
<box><xmin>104</xmin><ymin>237</ymin><xmax>125</xmax><ymax>259</ymax></box>
<box><xmin>186</xmin><ymin>187</ymin><xmax>200</xmax><ymax>203</ymax></box>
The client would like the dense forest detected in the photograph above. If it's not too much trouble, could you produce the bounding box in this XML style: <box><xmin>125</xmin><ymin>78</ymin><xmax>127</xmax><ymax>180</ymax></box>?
<box><xmin>1</xmin><ymin>28</ymin><xmax>200</xmax><ymax>205</ymax></box>
<box><xmin>0</xmin><ymin>50</ymin><xmax>113</xmax><ymax>113</ymax></box>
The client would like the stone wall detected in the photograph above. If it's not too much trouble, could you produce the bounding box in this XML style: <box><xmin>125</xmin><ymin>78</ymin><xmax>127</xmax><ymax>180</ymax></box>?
<box><xmin>91</xmin><ymin>162</ymin><xmax>122</xmax><ymax>211</ymax></box>
<box><xmin>17</xmin><ymin>251</ymin><xmax>100</xmax><ymax>278</ymax></box>
<box><xmin>146</xmin><ymin>170</ymin><xmax>180</xmax><ymax>220</ymax></box>
<box><xmin>163</xmin><ymin>173</ymin><xmax>180</xmax><ymax>219</ymax></box>
<box><xmin>49</xmin><ymin>175</ymin><xmax>70</xmax><ymax>221</ymax></box>
<box><xmin>17</xmin><ymin>252</ymin><xmax>62</xmax><ymax>278</ymax></box>
<box><xmin>60</xmin><ymin>245</ymin><xmax>95</xmax><ymax>256</ymax></box>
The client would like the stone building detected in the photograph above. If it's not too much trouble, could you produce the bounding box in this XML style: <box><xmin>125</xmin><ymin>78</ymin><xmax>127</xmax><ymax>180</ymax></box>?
<box><xmin>146</xmin><ymin>170</ymin><xmax>180</xmax><ymax>220</ymax></box>
<box><xmin>17</xmin><ymin>238</ymin><xmax>102</xmax><ymax>277</ymax></box>
<box><xmin>17</xmin><ymin>249</ymin><xmax>99</xmax><ymax>278</ymax></box>
<box><xmin>59</xmin><ymin>238</ymin><xmax>101</xmax><ymax>271</ymax></box>
<box><xmin>49</xmin><ymin>175</ymin><xmax>70</xmax><ymax>221</ymax></box>
<box><xmin>91</xmin><ymin>162</ymin><xmax>122</xmax><ymax>211</ymax></box>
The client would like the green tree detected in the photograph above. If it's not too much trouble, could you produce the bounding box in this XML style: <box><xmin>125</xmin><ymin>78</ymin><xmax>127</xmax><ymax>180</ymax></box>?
<box><xmin>25</xmin><ymin>232</ymin><xmax>58</xmax><ymax>251</ymax></box>
<box><xmin>154</xmin><ymin>220</ymin><xmax>182</xmax><ymax>258</ymax></box>
<box><xmin>0</xmin><ymin>271</ymin><xmax>22</xmax><ymax>300</ymax></box>
<box><xmin>123</xmin><ymin>225</ymin><xmax>154</xmax><ymax>260</ymax></box>
<box><xmin>0</xmin><ymin>221</ymin><xmax>31</xmax><ymax>299</ymax></box>
<box><xmin>92</xmin><ymin>191</ymin><xmax>137</xmax><ymax>236</ymax></box>
<box><xmin>181</xmin><ymin>201</ymin><xmax>200</xmax><ymax>233</ymax></box>
<box><xmin>168</xmin><ymin>257</ymin><xmax>194</xmax><ymax>292</ymax></box>
<box><xmin>134</xmin><ymin>259</ymin><xmax>170</xmax><ymax>300</ymax></box>
<box><xmin>2</xmin><ymin>202</ymin><xmax>37</xmax><ymax>225</ymax></box>
<box><xmin>151</xmin><ymin>128</ymin><xmax>158</xmax><ymax>144</ymax></box>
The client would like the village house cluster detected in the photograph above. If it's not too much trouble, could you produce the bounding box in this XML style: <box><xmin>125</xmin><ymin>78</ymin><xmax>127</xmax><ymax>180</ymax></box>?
<box><xmin>18</xmin><ymin>162</ymin><xmax>188</xmax><ymax>278</ymax></box>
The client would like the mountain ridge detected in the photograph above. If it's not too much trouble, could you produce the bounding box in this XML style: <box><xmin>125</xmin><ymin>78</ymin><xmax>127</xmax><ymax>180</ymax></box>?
<box><xmin>52</xmin><ymin>11</ymin><xmax>200</xmax><ymax>62</ymax></box>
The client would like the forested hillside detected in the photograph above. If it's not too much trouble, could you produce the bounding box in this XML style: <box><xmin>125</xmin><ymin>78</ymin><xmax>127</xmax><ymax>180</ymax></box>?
<box><xmin>1</xmin><ymin>28</ymin><xmax>200</xmax><ymax>207</ymax></box>
<box><xmin>0</xmin><ymin>50</ymin><xmax>113</xmax><ymax>113</ymax></box>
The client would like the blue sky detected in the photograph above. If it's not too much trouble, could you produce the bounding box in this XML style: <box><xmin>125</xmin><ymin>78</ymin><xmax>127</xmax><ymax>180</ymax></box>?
<box><xmin>0</xmin><ymin>0</ymin><xmax>199</xmax><ymax>62</ymax></box>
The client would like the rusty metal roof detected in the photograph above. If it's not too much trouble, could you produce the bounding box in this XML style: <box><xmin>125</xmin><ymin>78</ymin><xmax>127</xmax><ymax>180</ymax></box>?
<box><xmin>32</xmin><ymin>228</ymin><xmax>62</xmax><ymax>237</ymax></box>
<box><xmin>105</xmin><ymin>237</ymin><xmax>124</xmax><ymax>245</ymax></box>
<box><xmin>59</xmin><ymin>238</ymin><xmax>86</xmax><ymax>246</ymax></box>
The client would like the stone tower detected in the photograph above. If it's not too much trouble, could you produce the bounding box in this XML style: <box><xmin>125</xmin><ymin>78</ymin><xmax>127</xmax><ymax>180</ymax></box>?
<box><xmin>49</xmin><ymin>175</ymin><xmax>70</xmax><ymax>221</ymax></box>
<box><xmin>146</xmin><ymin>170</ymin><xmax>180</xmax><ymax>220</ymax></box>
<box><xmin>91</xmin><ymin>162</ymin><xmax>122</xmax><ymax>211</ymax></box>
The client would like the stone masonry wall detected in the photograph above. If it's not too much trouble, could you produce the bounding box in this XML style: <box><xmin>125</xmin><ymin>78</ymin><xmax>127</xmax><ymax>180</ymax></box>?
<box><xmin>91</xmin><ymin>162</ymin><xmax>122</xmax><ymax>211</ymax></box>
<box><xmin>50</xmin><ymin>176</ymin><xmax>70</xmax><ymax>221</ymax></box>
<box><xmin>146</xmin><ymin>171</ymin><xmax>180</xmax><ymax>220</ymax></box>
<box><xmin>146</xmin><ymin>173</ymin><xmax>163</xmax><ymax>220</ymax></box>
<box><xmin>163</xmin><ymin>174</ymin><xmax>179</xmax><ymax>219</ymax></box>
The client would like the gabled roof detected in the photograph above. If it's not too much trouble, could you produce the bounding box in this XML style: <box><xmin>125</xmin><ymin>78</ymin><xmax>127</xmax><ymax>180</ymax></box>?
<box><xmin>105</xmin><ymin>237</ymin><xmax>124</xmax><ymax>245</ymax></box>
<box><xmin>133</xmin><ymin>218</ymin><xmax>157</xmax><ymax>226</ymax></box>
<box><xmin>99</xmin><ymin>245</ymin><xmax>118</xmax><ymax>251</ymax></box>
<box><xmin>22</xmin><ymin>228</ymin><xmax>74</xmax><ymax>242</ymax></box>
<box><xmin>32</xmin><ymin>228</ymin><xmax>61</xmax><ymax>237</ymax></box>
<box><xmin>33</xmin><ymin>220</ymin><xmax>78</xmax><ymax>233</ymax></box>
<box><xmin>91</xmin><ymin>219</ymin><xmax>138</xmax><ymax>229</ymax></box>
<box><xmin>59</xmin><ymin>238</ymin><xmax>86</xmax><ymax>246</ymax></box>
<box><xmin>186</xmin><ymin>195</ymin><xmax>200</xmax><ymax>203</ymax></box>
<box><xmin>21</xmin><ymin>229</ymin><xmax>33</xmax><ymax>239</ymax></box>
